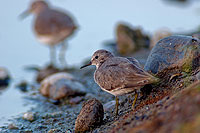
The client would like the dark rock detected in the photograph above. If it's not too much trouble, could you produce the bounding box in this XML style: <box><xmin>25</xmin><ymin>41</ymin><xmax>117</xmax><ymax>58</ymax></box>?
<box><xmin>144</xmin><ymin>35</ymin><xmax>200</xmax><ymax>74</ymax></box>
<box><xmin>40</xmin><ymin>72</ymin><xmax>86</xmax><ymax>100</ymax></box>
<box><xmin>0</xmin><ymin>67</ymin><xmax>10</xmax><ymax>86</ymax></box>
<box><xmin>16</xmin><ymin>80</ymin><xmax>29</xmax><ymax>92</ymax></box>
<box><xmin>75</xmin><ymin>98</ymin><xmax>104</xmax><ymax>132</ymax></box>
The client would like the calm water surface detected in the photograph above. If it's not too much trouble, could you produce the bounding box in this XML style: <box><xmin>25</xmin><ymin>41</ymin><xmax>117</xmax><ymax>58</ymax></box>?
<box><xmin>0</xmin><ymin>0</ymin><xmax>199</xmax><ymax>126</ymax></box>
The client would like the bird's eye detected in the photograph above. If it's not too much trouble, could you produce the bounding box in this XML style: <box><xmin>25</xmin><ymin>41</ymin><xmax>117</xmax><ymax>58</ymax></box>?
<box><xmin>95</xmin><ymin>56</ymin><xmax>99</xmax><ymax>59</ymax></box>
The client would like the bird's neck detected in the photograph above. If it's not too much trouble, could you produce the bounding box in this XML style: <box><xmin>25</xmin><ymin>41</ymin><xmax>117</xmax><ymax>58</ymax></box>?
<box><xmin>33</xmin><ymin>7</ymin><xmax>50</xmax><ymax>16</ymax></box>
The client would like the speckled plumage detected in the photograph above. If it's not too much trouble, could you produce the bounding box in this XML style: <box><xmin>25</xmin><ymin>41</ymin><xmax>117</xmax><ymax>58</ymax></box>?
<box><xmin>81</xmin><ymin>49</ymin><xmax>158</xmax><ymax>115</ymax></box>
<box><xmin>93</xmin><ymin>51</ymin><xmax>155</xmax><ymax>96</ymax></box>
<box><xmin>82</xmin><ymin>49</ymin><xmax>157</xmax><ymax>96</ymax></box>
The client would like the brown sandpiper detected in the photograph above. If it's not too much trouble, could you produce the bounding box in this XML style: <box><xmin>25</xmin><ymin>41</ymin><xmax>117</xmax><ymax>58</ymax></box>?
<box><xmin>81</xmin><ymin>49</ymin><xmax>159</xmax><ymax>115</ymax></box>
<box><xmin>20</xmin><ymin>0</ymin><xmax>77</xmax><ymax>66</ymax></box>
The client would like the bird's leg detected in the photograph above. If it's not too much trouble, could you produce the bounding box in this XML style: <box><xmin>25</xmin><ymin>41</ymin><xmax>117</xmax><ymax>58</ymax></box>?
<box><xmin>59</xmin><ymin>41</ymin><xmax>67</xmax><ymax>67</ymax></box>
<box><xmin>49</xmin><ymin>45</ymin><xmax>56</xmax><ymax>66</ymax></box>
<box><xmin>132</xmin><ymin>91</ymin><xmax>138</xmax><ymax>111</ymax></box>
<box><xmin>115</xmin><ymin>96</ymin><xmax>119</xmax><ymax>116</ymax></box>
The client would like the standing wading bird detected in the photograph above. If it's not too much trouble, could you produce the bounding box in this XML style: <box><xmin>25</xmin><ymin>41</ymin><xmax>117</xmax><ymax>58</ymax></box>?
<box><xmin>20</xmin><ymin>0</ymin><xmax>77</xmax><ymax>66</ymax></box>
<box><xmin>80</xmin><ymin>49</ymin><xmax>159</xmax><ymax>116</ymax></box>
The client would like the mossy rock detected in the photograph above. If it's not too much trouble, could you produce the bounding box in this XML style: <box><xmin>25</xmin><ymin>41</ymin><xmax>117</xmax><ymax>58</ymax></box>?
<box><xmin>144</xmin><ymin>35</ymin><xmax>200</xmax><ymax>74</ymax></box>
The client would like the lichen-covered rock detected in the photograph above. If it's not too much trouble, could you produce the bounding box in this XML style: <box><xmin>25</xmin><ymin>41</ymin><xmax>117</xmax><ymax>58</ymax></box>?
<box><xmin>116</xmin><ymin>23</ymin><xmax>150</xmax><ymax>55</ymax></box>
<box><xmin>0</xmin><ymin>67</ymin><xmax>10</xmax><ymax>86</ymax></box>
<box><xmin>40</xmin><ymin>72</ymin><xmax>86</xmax><ymax>100</ymax></box>
<box><xmin>75</xmin><ymin>98</ymin><xmax>104</xmax><ymax>132</ymax></box>
<box><xmin>144</xmin><ymin>35</ymin><xmax>200</xmax><ymax>74</ymax></box>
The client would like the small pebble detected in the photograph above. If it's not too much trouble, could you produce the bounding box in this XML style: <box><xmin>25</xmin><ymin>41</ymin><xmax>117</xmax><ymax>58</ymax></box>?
<box><xmin>69</xmin><ymin>96</ymin><xmax>83</xmax><ymax>105</ymax></box>
<box><xmin>23</xmin><ymin>112</ymin><xmax>35</xmax><ymax>122</ymax></box>
<box><xmin>103</xmin><ymin>100</ymin><xmax>116</xmax><ymax>112</ymax></box>
<box><xmin>8</xmin><ymin>123</ymin><xmax>18</xmax><ymax>129</ymax></box>
<box><xmin>48</xmin><ymin>129</ymin><xmax>58</xmax><ymax>133</ymax></box>
<box><xmin>75</xmin><ymin>98</ymin><xmax>104</xmax><ymax>132</ymax></box>
<box><xmin>196</xmin><ymin>72</ymin><xmax>200</xmax><ymax>80</ymax></box>
<box><xmin>0</xmin><ymin>67</ymin><xmax>10</xmax><ymax>86</ymax></box>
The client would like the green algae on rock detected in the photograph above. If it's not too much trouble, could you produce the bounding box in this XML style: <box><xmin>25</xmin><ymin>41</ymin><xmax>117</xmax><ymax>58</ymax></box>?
<box><xmin>144</xmin><ymin>35</ymin><xmax>200</xmax><ymax>74</ymax></box>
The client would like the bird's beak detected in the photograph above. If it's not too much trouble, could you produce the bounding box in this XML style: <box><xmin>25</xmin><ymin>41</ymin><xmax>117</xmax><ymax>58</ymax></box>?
<box><xmin>19</xmin><ymin>10</ymin><xmax>30</xmax><ymax>20</ymax></box>
<box><xmin>80</xmin><ymin>61</ymin><xmax>92</xmax><ymax>69</ymax></box>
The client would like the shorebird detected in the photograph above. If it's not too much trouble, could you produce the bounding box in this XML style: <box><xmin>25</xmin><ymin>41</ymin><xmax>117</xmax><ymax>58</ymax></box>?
<box><xmin>20</xmin><ymin>0</ymin><xmax>77</xmax><ymax>66</ymax></box>
<box><xmin>81</xmin><ymin>49</ymin><xmax>159</xmax><ymax>115</ymax></box>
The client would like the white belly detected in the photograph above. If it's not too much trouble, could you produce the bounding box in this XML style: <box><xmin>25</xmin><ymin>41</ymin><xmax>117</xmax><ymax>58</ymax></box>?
<box><xmin>37</xmin><ymin>36</ymin><xmax>56</xmax><ymax>46</ymax></box>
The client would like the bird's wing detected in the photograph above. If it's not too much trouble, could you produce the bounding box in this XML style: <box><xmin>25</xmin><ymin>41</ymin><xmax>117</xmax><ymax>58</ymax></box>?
<box><xmin>122</xmin><ymin>63</ymin><xmax>155</xmax><ymax>87</ymax></box>
<box><xmin>126</xmin><ymin>57</ymin><xmax>141</xmax><ymax>68</ymax></box>
<box><xmin>95</xmin><ymin>58</ymin><xmax>151</xmax><ymax>91</ymax></box>
<box><xmin>95</xmin><ymin>59</ymin><xmax>154</xmax><ymax>91</ymax></box>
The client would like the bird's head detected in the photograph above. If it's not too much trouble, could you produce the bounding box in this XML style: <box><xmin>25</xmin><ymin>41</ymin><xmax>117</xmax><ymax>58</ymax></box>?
<box><xmin>29</xmin><ymin>0</ymin><xmax>49</xmax><ymax>14</ymax></box>
<box><xmin>80</xmin><ymin>50</ymin><xmax>114</xmax><ymax>69</ymax></box>
<box><xmin>20</xmin><ymin>0</ymin><xmax>49</xmax><ymax>19</ymax></box>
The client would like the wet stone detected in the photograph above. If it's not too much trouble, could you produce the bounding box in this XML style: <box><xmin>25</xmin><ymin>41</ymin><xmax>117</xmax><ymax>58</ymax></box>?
<box><xmin>23</xmin><ymin>112</ymin><xmax>35</xmax><ymax>122</ymax></box>
<box><xmin>144</xmin><ymin>35</ymin><xmax>200</xmax><ymax>74</ymax></box>
<box><xmin>196</xmin><ymin>72</ymin><xmax>200</xmax><ymax>80</ymax></box>
<box><xmin>8</xmin><ymin>123</ymin><xmax>18</xmax><ymax>129</ymax></box>
<box><xmin>40</xmin><ymin>72</ymin><xmax>87</xmax><ymax>100</ymax></box>
<box><xmin>69</xmin><ymin>96</ymin><xmax>83</xmax><ymax>105</ymax></box>
<box><xmin>0</xmin><ymin>67</ymin><xmax>10</xmax><ymax>86</ymax></box>
<box><xmin>103</xmin><ymin>100</ymin><xmax>116</xmax><ymax>112</ymax></box>
<box><xmin>75</xmin><ymin>98</ymin><xmax>104</xmax><ymax>132</ymax></box>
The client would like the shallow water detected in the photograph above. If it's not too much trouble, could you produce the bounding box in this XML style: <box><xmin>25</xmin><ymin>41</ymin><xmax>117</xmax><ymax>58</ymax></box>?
<box><xmin>0</xmin><ymin>0</ymin><xmax>199</xmax><ymax>127</ymax></box>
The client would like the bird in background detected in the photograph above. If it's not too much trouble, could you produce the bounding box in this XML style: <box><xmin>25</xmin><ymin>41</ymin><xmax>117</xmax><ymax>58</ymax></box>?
<box><xmin>20</xmin><ymin>0</ymin><xmax>77</xmax><ymax>66</ymax></box>
<box><xmin>81</xmin><ymin>49</ymin><xmax>159</xmax><ymax>116</ymax></box>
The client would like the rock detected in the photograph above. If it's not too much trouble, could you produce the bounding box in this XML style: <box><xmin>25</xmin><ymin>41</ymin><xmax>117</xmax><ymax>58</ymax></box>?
<box><xmin>150</xmin><ymin>28</ymin><xmax>171</xmax><ymax>49</ymax></box>
<box><xmin>103</xmin><ymin>100</ymin><xmax>116</xmax><ymax>112</ymax></box>
<box><xmin>40</xmin><ymin>72</ymin><xmax>86</xmax><ymax>100</ymax></box>
<box><xmin>144</xmin><ymin>35</ymin><xmax>200</xmax><ymax>74</ymax></box>
<box><xmin>116</xmin><ymin>23</ymin><xmax>150</xmax><ymax>55</ymax></box>
<box><xmin>48</xmin><ymin>129</ymin><xmax>58</xmax><ymax>133</ymax></box>
<box><xmin>192</xmin><ymin>33</ymin><xmax>200</xmax><ymax>39</ymax></box>
<box><xmin>69</xmin><ymin>96</ymin><xmax>83</xmax><ymax>105</ymax></box>
<box><xmin>196</xmin><ymin>72</ymin><xmax>200</xmax><ymax>80</ymax></box>
<box><xmin>8</xmin><ymin>123</ymin><xmax>18</xmax><ymax>129</ymax></box>
<box><xmin>16</xmin><ymin>80</ymin><xmax>29</xmax><ymax>92</ymax></box>
<box><xmin>23</xmin><ymin>112</ymin><xmax>35</xmax><ymax>122</ymax></box>
<box><xmin>0</xmin><ymin>67</ymin><xmax>10</xmax><ymax>86</ymax></box>
<box><xmin>75</xmin><ymin>98</ymin><xmax>104</xmax><ymax>132</ymax></box>
<box><xmin>36</xmin><ymin>65</ymin><xmax>60</xmax><ymax>83</ymax></box>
